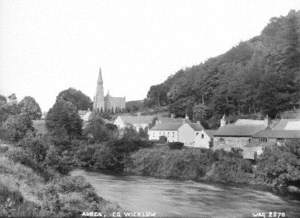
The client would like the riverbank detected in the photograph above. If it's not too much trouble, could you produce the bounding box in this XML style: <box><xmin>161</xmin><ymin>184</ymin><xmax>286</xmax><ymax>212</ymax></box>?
<box><xmin>72</xmin><ymin>169</ymin><xmax>300</xmax><ymax>218</ymax></box>
<box><xmin>0</xmin><ymin>143</ymin><xmax>123</xmax><ymax>217</ymax></box>
<box><xmin>73</xmin><ymin>139</ymin><xmax>300</xmax><ymax>196</ymax></box>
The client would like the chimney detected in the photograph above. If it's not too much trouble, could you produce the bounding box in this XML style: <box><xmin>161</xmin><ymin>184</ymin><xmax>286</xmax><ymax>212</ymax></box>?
<box><xmin>137</xmin><ymin>112</ymin><xmax>141</xmax><ymax>116</ymax></box>
<box><xmin>170</xmin><ymin>113</ymin><xmax>175</xmax><ymax>119</ymax></box>
<box><xmin>185</xmin><ymin>114</ymin><xmax>189</xmax><ymax>120</ymax></box>
<box><xmin>196</xmin><ymin>121</ymin><xmax>200</xmax><ymax>125</ymax></box>
<box><xmin>264</xmin><ymin>115</ymin><xmax>270</xmax><ymax>128</ymax></box>
<box><xmin>220</xmin><ymin>114</ymin><xmax>226</xmax><ymax>127</ymax></box>
<box><xmin>155</xmin><ymin>119</ymin><xmax>161</xmax><ymax>125</ymax></box>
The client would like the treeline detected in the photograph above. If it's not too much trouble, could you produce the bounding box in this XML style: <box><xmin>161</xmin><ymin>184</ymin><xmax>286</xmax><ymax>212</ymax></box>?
<box><xmin>145</xmin><ymin>10</ymin><xmax>300</xmax><ymax>126</ymax></box>
<box><xmin>127</xmin><ymin>142</ymin><xmax>300</xmax><ymax>190</ymax></box>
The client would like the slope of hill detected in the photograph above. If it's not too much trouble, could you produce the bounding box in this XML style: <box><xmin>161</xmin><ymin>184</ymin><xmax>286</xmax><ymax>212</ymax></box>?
<box><xmin>145</xmin><ymin>10</ymin><xmax>300</xmax><ymax>125</ymax></box>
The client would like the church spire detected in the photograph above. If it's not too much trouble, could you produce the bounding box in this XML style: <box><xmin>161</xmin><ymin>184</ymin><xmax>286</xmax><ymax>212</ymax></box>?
<box><xmin>97</xmin><ymin>67</ymin><xmax>103</xmax><ymax>84</ymax></box>
<box><xmin>93</xmin><ymin>67</ymin><xmax>105</xmax><ymax>112</ymax></box>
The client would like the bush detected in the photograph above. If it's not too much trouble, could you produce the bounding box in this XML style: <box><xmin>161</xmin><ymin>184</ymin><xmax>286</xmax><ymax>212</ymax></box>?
<box><xmin>0</xmin><ymin>183</ymin><xmax>43</xmax><ymax>217</ymax></box>
<box><xmin>83</xmin><ymin>114</ymin><xmax>117</xmax><ymax>143</ymax></box>
<box><xmin>2</xmin><ymin>114</ymin><xmax>33</xmax><ymax>142</ymax></box>
<box><xmin>18</xmin><ymin>96</ymin><xmax>42</xmax><ymax>120</ymax></box>
<box><xmin>168</xmin><ymin>142</ymin><xmax>184</xmax><ymax>150</ymax></box>
<box><xmin>46</xmin><ymin>99</ymin><xmax>82</xmax><ymax>139</ymax></box>
<box><xmin>255</xmin><ymin>142</ymin><xmax>300</xmax><ymax>187</ymax></box>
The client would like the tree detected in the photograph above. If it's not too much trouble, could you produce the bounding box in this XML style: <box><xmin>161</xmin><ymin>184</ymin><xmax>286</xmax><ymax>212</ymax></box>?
<box><xmin>0</xmin><ymin>95</ymin><xmax>6</xmax><ymax>106</ymax></box>
<box><xmin>56</xmin><ymin>88</ymin><xmax>92</xmax><ymax>111</ymax></box>
<box><xmin>83</xmin><ymin>114</ymin><xmax>113</xmax><ymax>143</ymax></box>
<box><xmin>193</xmin><ymin>104</ymin><xmax>212</xmax><ymax>121</ymax></box>
<box><xmin>2</xmin><ymin>114</ymin><xmax>33</xmax><ymax>142</ymax></box>
<box><xmin>0</xmin><ymin>104</ymin><xmax>20</xmax><ymax>124</ymax></box>
<box><xmin>46</xmin><ymin>100</ymin><xmax>82</xmax><ymax>139</ymax></box>
<box><xmin>18</xmin><ymin>96</ymin><xmax>42</xmax><ymax>120</ymax></box>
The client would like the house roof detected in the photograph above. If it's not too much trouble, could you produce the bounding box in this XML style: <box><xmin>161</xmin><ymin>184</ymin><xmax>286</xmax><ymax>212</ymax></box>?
<box><xmin>150</xmin><ymin>118</ymin><xmax>203</xmax><ymax>131</ymax></box>
<box><xmin>235</xmin><ymin>119</ymin><xmax>266</xmax><ymax>126</ymax></box>
<box><xmin>119</xmin><ymin>115</ymin><xmax>155</xmax><ymax>125</ymax></box>
<box><xmin>150</xmin><ymin>122</ymin><xmax>183</xmax><ymax>131</ymax></box>
<box><xmin>205</xmin><ymin>130</ymin><xmax>217</xmax><ymax>138</ymax></box>
<box><xmin>272</xmin><ymin>119</ymin><xmax>300</xmax><ymax>130</ymax></box>
<box><xmin>253</xmin><ymin>129</ymin><xmax>300</xmax><ymax>139</ymax></box>
<box><xmin>214</xmin><ymin>124</ymin><xmax>266</xmax><ymax>137</ymax></box>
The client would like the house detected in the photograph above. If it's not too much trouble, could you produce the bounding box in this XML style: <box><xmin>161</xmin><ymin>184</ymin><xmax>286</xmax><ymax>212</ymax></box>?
<box><xmin>213</xmin><ymin>115</ymin><xmax>268</xmax><ymax>151</ymax></box>
<box><xmin>252</xmin><ymin>119</ymin><xmax>300</xmax><ymax>144</ymax></box>
<box><xmin>114</xmin><ymin>115</ymin><xmax>156</xmax><ymax>130</ymax></box>
<box><xmin>192</xmin><ymin>129</ymin><xmax>216</xmax><ymax>149</ymax></box>
<box><xmin>148</xmin><ymin>115</ymin><xmax>213</xmax><ymax>147</ymax></box>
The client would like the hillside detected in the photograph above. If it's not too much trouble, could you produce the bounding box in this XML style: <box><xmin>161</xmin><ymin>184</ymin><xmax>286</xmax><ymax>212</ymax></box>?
<box><xmin>0</xmin><ymin>142</ymin><xmax>121</xmax><ymax>217</ymax></box>
<box><xmin>145</xmin><ymin>10</ymin><xmax>300</xmax><ymax>126</ymax></box>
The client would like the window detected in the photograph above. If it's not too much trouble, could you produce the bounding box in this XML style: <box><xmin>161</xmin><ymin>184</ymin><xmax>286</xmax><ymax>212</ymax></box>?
<box><xmin>219</xmin><ymin>138</ymin><xmax>225</xmax><ymax>143</ymax></box>
<box><xmin>259</xmin><ymin>138</ymin><xmax>267</xmax><ymax>142</ymax></box>
<box><xmin>201</xmin><ymin>134</ymin><xmax>204</xmax><ymax>139</ymax></box>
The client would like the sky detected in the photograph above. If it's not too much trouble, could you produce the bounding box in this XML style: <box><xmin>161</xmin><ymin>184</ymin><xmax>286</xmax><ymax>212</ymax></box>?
<box><xmin>0</xmin><ymin>0</ymin><xmax>299</xmax><ymax>111</ymax></box>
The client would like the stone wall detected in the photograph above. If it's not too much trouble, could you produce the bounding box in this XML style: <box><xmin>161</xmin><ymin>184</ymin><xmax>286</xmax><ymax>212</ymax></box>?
<box><xmin>213</xmin><ymin>136</ymin><xmax>251</xmax><ymax>151</ymax></box>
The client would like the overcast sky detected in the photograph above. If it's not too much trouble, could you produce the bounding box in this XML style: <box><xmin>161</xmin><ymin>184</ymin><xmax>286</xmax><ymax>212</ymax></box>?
<box><xmin>0</xmin><ymin>0</ymin><xmax>299</xmax><ymax>111</ymax></box>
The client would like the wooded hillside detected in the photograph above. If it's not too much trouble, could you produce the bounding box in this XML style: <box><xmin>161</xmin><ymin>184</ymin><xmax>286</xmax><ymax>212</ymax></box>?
<box><xmin>145</xmin><ymin>10</ymin><xmax>300</xmax><ymax>125</ymax></box>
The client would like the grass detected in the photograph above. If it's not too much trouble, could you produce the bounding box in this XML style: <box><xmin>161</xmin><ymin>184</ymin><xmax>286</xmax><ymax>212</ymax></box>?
<box><xmin>0</xmin><ymin>142</ymin><xmax>123</xmax><ymax>217</ymax></box>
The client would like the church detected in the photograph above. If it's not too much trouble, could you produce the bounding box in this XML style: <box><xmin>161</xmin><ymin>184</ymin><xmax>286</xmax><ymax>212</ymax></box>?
<box><xmin>93</xmin><ymin>68</ymin><xmax>126</xmax><ymax>112</ymax></box>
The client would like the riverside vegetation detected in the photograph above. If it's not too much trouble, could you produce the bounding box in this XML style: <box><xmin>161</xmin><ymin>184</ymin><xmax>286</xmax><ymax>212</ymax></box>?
<box><xmin>0</xmin><ymin>97</ymin><xmax>122</xmax><ymax>217</ymax></box>
<box><xmin>0</xmin><ymin>89</ymin><xmax>299</xmax><ymax>216</ymax></box>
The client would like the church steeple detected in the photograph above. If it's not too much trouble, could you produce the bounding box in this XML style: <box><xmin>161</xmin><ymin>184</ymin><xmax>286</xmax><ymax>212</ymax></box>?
<box><xmin>97</xmin><ymin>67</ymin><xmax>103</xmax><ymax>84</ymax></box>
<box><xmin>93</xmin><ymin>67</ymin><xmax>105</xmax><ymax>112</ymax></box>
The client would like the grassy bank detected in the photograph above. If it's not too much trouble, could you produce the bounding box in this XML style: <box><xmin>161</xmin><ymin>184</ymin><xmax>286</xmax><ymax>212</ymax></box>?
<box><xmin>0</xmin><ymin>143</ymin><xmax>122</xmax><ymax>217</ymax></box>
<box><xmin>124</xmin><ymin>143</ymin><xmax>300</xmax><ymax>191</ymax></box>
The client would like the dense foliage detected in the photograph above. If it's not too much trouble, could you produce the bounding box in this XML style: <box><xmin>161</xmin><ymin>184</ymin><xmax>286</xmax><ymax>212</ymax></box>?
<box><xmin>127</xmin><ymin>147</ymin><xmax>253</xmax><ymax>183</ymax></box>
<box><xmin>18</xmin><ymin>96</ymin><xmax>42</xmax><ymax>120</ymax></box>
<box><xmin>145</xmin><ymin>11</ymin><xmax>300</xmax><ymax>124</ymax></box>
<box><xmin>2</xmin><ymin>114</ymin><xmax>33</xmax><ymax>142</ymax></box>
<box><xmin>46</xmin><ymin>99</ymin><xmax>82</xmax><ymax>139</ymax></box>
<box><xmin>83</xmin><ymin>112</ymin><xmax>118</xmax><ymax>143</ymax></box>
<box><xmin>57</xmin><ymin>88</ymin><xmax>93</xmax><ymax>111</ymax></box>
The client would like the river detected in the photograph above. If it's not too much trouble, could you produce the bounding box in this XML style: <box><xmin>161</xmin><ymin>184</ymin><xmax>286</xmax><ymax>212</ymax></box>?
<box><xmin>71</xmin><ymin>169</ymin><xmax>300</xmax><ymax>218</ymax></box>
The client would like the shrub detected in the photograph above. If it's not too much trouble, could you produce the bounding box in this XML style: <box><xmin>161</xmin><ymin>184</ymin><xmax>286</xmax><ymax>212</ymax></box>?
<box><xmin>168</xmin><ymin>142</ymin><xmax>184</xmax><ymax>150</ymax></box>
<box><xmin>83</xmin><ymin>114</ymin><xmax>117</xmax><ymax>143</ymax></box>
<box><xmin>255</xmin><ymin>142</ymin><xmax>300</xmax><ymax>187</ymax></box>
<box><xmin>0</xmin><ymin>182</ymin><xmax>43</xmax><ymax>217</ymax></box>
<box><xmin>2</xmin><ymin>114</ymin><xmax>33</xmax><ymax>142</ymax></box>
<box><xmin>46</xmin><ymin>99</ymin><xmax>82</xmax><ymax>139</ymax></box>
<box><xmin>18</xmin><ymin>96</ymin><xmax>42</xmax><ymax>120</ymax></box>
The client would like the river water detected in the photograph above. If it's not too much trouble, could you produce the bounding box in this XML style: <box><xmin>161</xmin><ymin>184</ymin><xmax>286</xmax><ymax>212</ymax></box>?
<box><xmin>71</xmin><ymin>170</ymin><xmax>300</xmax><ymax>218</ymax></box>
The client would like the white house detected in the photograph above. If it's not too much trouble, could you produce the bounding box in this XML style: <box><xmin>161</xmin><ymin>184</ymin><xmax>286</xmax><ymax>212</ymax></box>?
<box><xmin>148</xmin><ymin>116</ymin><xmax>214</xmax><ymax>147</ymax></box>
<box><xmin>192</xmin><ymin>129</ymin><xmax>216</xmax><ymax>149</ymax></box>
<box><xmin>114</xmin><ymin>115</ymin><xmax>156</xmax><ymax>130</ymax></box>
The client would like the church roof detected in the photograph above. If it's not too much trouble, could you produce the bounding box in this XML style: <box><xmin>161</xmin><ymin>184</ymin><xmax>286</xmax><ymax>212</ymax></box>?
<box><xmin>214</xmin><ymin>124</ymin><xmax>266</xmax><ymax>137</ymax></box>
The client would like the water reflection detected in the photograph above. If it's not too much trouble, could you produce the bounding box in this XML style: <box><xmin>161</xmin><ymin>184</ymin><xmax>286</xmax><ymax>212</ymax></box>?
<box><xmin>71</xmin><ymin>170</ymin><xmax>300</xmax><ymax>218</ymax></box>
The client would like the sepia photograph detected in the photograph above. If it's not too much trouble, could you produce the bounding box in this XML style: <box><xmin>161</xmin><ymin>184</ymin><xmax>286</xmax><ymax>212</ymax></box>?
<box><xmin>0</xmin><ymin>0</ymin><xmax>300</xmax><ymax>217</ymax></box>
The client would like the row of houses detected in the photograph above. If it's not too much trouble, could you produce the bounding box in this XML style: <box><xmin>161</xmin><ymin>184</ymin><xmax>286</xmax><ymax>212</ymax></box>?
<box><xmin>113</xmin><ymin>114</ymin><xmax>215</xmax><ymax>148</ymax></box>
<box><xmin>112</xmin><ymin>113</ymin><xmax>300</xmax><ymax>159</ymax></box>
